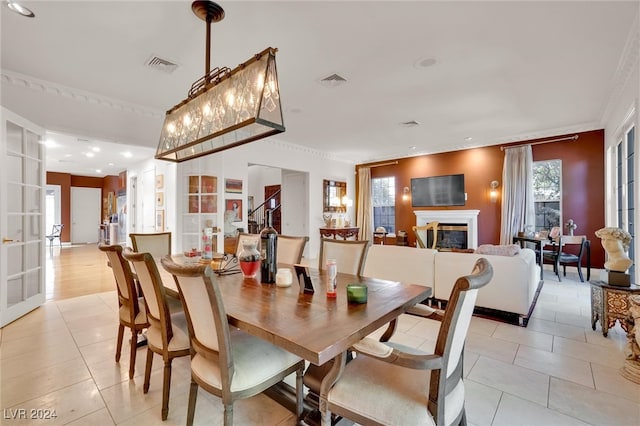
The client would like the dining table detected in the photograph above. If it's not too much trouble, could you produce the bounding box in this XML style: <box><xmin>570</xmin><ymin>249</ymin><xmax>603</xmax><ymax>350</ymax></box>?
<box><xmin>156</xmin><ymin>256</ymin><xmax>432</xmax><ymax>418</ymax></box>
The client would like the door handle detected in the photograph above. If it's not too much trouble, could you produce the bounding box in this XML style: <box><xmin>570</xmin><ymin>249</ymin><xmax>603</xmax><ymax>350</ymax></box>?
<box><xmin>3</xmin><ymin>238</ymin><xmax>16</xmax><ymax>244</ymax></box>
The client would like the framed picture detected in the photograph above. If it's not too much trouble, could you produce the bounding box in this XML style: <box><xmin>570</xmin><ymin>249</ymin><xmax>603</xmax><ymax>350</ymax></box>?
<box><xmin>225</xmin><ymin>178</ymin><xmax>243</xmax><ymax>194</ymax></box>
<box><xmin>156</xmin><ymin>210</ymin><xmax>165</xmax><ymax>231</ymax></box>
<box><xmin>156</xmin><ymin>174</ymin><xmax>164</xmax><ymax>190</ymax></box>
<box><xmin>225</xmin><ymin>199</ymin><xmax>242</xmax><ymax>220</ymax></box>
<box><xmin>156</xmin><ymin>192</ymin><xmax>164</xmax><ymax>207</ymax></box>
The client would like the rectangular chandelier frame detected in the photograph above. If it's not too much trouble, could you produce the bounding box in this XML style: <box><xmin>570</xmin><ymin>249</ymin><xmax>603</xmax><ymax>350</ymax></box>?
<box><xmin>155</xmin><ymin>47</ymin><xmax>284</xmax><ymax>163</ymax></box>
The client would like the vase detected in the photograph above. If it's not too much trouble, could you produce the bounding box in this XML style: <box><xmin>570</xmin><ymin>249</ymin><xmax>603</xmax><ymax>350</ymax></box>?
<box><xmin>238</xmin><ymin>241</ymin><xmax>260</xmax><ymax>278</ymax></box>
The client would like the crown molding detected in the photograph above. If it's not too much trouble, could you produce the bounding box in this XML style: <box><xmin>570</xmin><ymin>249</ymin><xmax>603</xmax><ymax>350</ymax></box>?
<box><xmin>1</xmin><ymin>69</ymin><xmax>164</xmax><ymax>119</ymax></box>
<box><xmin>600</xmin><ymin>10</ymin><xmax>640</xmax><ymax>126</ymax></box>
<box><xmin>264</xmin><ymin>138</ymin><xmax>355</xmax><ymax>165</ymax></box>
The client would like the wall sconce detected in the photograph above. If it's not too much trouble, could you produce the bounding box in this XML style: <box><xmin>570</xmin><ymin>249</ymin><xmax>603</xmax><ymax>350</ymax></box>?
<box><xmin>341</xmin><ymin>195</ymin><xmax>353</xmax><ymax>211</ymax></box>
<box><xmin>489</xmin><ymin>180</ymin><xmax>500</xmax><ymax>203</ymax></box>
<box><xmin>402</xmin><ymin>186</ymin><xmax>410</xmax><ymax>201</ymax></box>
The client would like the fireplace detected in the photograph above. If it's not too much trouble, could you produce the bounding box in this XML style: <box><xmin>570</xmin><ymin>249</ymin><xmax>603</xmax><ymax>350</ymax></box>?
<box><xmin>414</xmin><ymin>210</ymin><xmax>479</xmax><ymax>249</ymax></box>
<box><xmin>427</xmin><ymin>223</ymin><xmax>469</xmax><ymax>250</ymax></box>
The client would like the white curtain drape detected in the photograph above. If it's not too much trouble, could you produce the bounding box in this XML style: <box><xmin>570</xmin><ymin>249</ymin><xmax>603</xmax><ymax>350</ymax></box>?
<box><xmin>356</xmin><ymin>167</ymin><xmax>372</xmax><ymax>242</ymax></box>
<box><xmin>500</xmin><ymin>145</ymin><xmax>535</xmax><ymax>244</ymax></box>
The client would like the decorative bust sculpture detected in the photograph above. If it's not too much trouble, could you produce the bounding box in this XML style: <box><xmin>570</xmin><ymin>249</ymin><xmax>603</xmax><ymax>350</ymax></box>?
<box><xmin>595</xmin><ymin>227</ymin><xmax>633</xmax><ymax>272</ymax></box>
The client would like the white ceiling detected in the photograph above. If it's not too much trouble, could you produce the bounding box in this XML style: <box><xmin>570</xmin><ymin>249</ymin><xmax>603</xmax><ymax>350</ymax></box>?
<box><xmin>2</xmin><ymin>1</ymin><xmax>638</xmax><ymax>177</ymax></box>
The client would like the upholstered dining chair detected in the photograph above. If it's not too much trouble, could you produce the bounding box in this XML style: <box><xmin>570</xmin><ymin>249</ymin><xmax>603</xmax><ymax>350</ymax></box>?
<box><xmin>320</xmin><ymin>258</ymin><xmax>493</xmax><ymax>426</ymax></box>
<box><xmin>545</xmin><ymin>235</ymin><xmax>590</xmax><ymax>282</ymax></box>
<box><xmin>160</xmin><ymin>256</ymin><xmax>305</xmax><ymax>426</ymax></box>
<box><xmin>130</xmin><ymin>232</ymin><xmax>172</xmax><ymax>259</ymax></box>
<box><xmin>98</xmin><ymin>243</ymin><xmax>149</xmax><ymax>380</ymax></box>
<box><xmin>277</xmin><ymin>234</ymin><xmax>308</xmax><ymax>264</ymax></box>
<box><xmin>123</xmin><ymin>249</ymin><xmax>190</xmax><ymax>420</ymax></box>
<box><xmin>413</xmin><ymin>221</ymin><xmax>439</xmax><ymax>249</ymax></box>
<box><xmin>318</xmin><ymin>238</ymin><xmax>369</xmax><ymax>275</ymax></box>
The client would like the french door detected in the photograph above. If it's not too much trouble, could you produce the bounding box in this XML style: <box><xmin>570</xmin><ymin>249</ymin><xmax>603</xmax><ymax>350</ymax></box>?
<box><xmin>0</xmin><ymin>108</ymin><xmax>46</xmax><ymax>327</ymax></box>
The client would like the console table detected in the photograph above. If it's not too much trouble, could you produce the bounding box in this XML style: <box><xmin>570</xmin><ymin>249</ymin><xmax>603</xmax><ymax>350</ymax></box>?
<box><xmin>319</xmin><ymin>227</ymin><xmax>360</xmax><ymax>240</ymax></box>
<box><xmin>590</xmin><ymin>280</ymin><xmax>640</xmax><ymax>337</ymax></box>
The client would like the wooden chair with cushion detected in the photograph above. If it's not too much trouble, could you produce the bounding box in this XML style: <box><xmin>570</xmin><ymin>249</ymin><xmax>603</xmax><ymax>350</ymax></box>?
<box><xmin>98</xmin><ymin>243</ymin><xmax>149</xmax><ymax>380</ymax></box>
<box><xmin>160</xmin><ymin>256</ymin><xmax>305</xmax><ymax>426</ymax></box>
<box><xmin>542</xmin><ymin>235</ymin><xmax>563</xmax><ymax>281</ymax></box>
<box><xmin>413</xmin><ymin>221</ymin><xmax>439</xmax><ymax>249</ymax></box>
<box><xmin>130</xmin><ymin>232</ymin><xmax>172</xmax><ymax>259</ymax></box>
<box><xmin>320</xmin><ymin>258</ymin><xmax>494</xmax><ymax>426</ymax></box>
<box><xmin>318</xmin><ymin>238</ymin><xmax>369</xmax><ymax>275</ymax></box>
<box><xmin>547</xmin><ymin>235</ymin><xmax>590</xmax><ymax>282</ymax></box>
<box><xmin>277</xmin><ymin>234</ymin><xmax>308</xmax><ymax>264</ymax></box>
<box><xmin>123</xmin><ymin>249</ymin><xmax>191</xmax><ymax>420</ymax></box>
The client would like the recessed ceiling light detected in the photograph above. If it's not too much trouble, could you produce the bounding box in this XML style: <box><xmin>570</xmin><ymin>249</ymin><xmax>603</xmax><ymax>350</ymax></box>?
<box><xmin>65</xmin><ymin>154</ymin><xmax>72</xmax><ymax>157</ymax></box>
<box><xmin>7</xmin><ymin>1</ymin><xmax>35</xmax><ymax>17</ymax></box>
<box><xmin>409</xmin><ymin>146</ymin><xmax>417</xmax><ymax>150</ymax></box>
<box><xmin>85</xmin><ymin>152</ymin><xmax>95</xmax><ymax>158</ymax></box>
<box><xmin>122</xmin><ymin>151</ymin><xmax>133</xmax><ymax>158</ymax></box>
<box><xmin>43</xmin><ymin>139</ymin><xmax>58</xmax><ymax>148</ymax></box>
<box><xmin>92</xmin><ymin>147</ymin><xmax>100</xmax><ymax>152</ymax></box>
<box><xmin>108</xmin><ymin>162</ymin><xmax>115</xmax><ymax>166</ymax></box>
<box><xmin>413</xmin><ymin>57</ymin><xmax>437</xmax><ymax>69</ymax></box>
<box><xmin>95</xmin><ymin>169</ymin><xmax>102</xmax><ymax>173</ymax></box>
<box><xmin>464</xmin><ymin>136</ymin><xmax>473</xmax><ymax>141</ymax></box>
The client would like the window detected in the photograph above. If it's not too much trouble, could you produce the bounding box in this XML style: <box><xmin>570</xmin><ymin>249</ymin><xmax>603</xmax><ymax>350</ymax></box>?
<box><xmin>533</xmin><ymin>160</ymin><xmax>561</xmax><ymax>232</ymax></box>
<box><xmin>371</xmin><ymin>177</ymin><xmax>396</xmax><ymax>233</ymax></box>
<box><xmin>616</xmin><ymin>125</ymin><xmax>635</xmax><ymax>279</ymax></box>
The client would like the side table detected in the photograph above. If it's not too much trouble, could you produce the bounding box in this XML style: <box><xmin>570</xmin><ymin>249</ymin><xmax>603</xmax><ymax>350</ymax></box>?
<box><xmin>590</xmin><ymin>280</ymin><xmax>640</xmax><ymax>337</ymax></box>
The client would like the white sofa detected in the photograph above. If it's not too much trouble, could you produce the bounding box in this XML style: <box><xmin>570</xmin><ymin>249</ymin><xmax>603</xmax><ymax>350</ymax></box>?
<box><xmin>362</xmin><ymin>244</ymin><xmax>542</xmax><ymax>325</ymax></box>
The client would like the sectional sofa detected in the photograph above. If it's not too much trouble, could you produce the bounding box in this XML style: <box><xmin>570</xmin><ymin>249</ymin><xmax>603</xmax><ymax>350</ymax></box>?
<box><xmin>362</xmin><ymin>244</ymin><xmax>542</xmax><ymax>326</ymax></box>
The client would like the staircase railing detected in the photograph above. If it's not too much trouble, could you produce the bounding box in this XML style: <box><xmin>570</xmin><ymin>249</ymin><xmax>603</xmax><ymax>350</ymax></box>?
<box><xmin>248</xmin><ymin>189</ymin><xmax>281</xmax><ymax>233</ymax></box>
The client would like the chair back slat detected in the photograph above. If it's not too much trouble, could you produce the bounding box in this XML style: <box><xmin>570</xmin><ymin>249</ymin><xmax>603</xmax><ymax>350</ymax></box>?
<box><xmin>318</xmin><ymin>239</ymin><xmax>369</xmax><ymax>275</ymax></box>
<box><xmin>130</xmin><ymin>232</ymin><xmax>172</xmax><ymax>259</ymax></box>
<box><xmin>277</xmin><ymin>235</ymin><xmax>308</xmax><ymax>264</ymax></box>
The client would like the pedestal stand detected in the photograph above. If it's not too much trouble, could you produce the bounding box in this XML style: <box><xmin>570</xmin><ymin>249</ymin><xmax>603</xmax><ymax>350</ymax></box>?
<box><xmin>621</xmin><ymin>295</ymin><xmax>640</xmax><ymax>384</ymax></box>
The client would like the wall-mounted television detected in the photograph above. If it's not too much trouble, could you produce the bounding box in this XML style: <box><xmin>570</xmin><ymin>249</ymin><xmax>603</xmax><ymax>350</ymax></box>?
<box><xmin>411</xmin><ymin>174</ymin><xmax>465</xmax><ymax>207</ymax></box>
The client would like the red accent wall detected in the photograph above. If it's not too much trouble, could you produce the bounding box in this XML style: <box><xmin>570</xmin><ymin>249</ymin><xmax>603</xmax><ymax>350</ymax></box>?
<box><xmin>46</xmin><ymin>172</ymin><xmax>120</xmax><ymax>243</ymax></box>
<box><xmin>358</xmin><ymin>129</ymin><xmax>605</xmax><ymax>268</ymax></box>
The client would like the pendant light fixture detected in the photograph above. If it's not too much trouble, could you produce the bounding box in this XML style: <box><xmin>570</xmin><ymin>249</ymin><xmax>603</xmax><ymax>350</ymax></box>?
<box><xmin>156</xmin><ymin>1</ymin><xmax>284</xmax><ymax>162</ymax></box>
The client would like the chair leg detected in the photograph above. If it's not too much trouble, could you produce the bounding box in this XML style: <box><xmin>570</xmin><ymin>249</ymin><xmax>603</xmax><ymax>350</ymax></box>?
<box><xmin>115</xmin><ymin>324</ymin><xmax>124</xmax><ymax>362</ymax></box>
<box><xmin>295</xmin><ymin>366</ymin><xmax>304</xmax><ymax>421</ymax></box>
<box><xmin>161</xmin><ymin>359</ymin><xmax>172</xmax><ymax>420</ymax></box>
<box><xmin>143</xmin><ymin>348</ymin><xmax>153</xmax><ymax>393</ymax></box>
<box><xmin>223</xmin><ymin>403</ymin><xmax>233</xmax><ymax>426</ymax></box>
<box><xmin>128</xmin><ymin>330</ymin><xmax>138</xmax><ymax>379</ymax></box>
<box><xmin>577</xmin><ymin>265</ymin><xmax>584</xmax><ymax>282</ymax></box>
<box><xmin>186</xmin><ymin>380</ymin><xmax>198</xmax><ymax>426</ymax></box>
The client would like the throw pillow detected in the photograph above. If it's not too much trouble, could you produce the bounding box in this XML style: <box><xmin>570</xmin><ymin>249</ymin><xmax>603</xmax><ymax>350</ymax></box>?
<box><xmin>475</xmin><ymin>244</ymin><xmax>521</xmax><ymax>256</ymax></box>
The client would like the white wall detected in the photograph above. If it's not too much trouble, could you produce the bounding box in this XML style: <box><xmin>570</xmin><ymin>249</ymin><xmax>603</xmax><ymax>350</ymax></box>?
<box><xmin>171</xmin><ymin>138</ymin><xmax>353</xmax><ymax>260</ymax></box>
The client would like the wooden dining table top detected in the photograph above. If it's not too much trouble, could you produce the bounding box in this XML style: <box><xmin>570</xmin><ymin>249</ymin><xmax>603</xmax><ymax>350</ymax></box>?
<box><xmin>157</xmin><ymin>258</ymin><xmax>432</xmax><ymax>366</ymax></box>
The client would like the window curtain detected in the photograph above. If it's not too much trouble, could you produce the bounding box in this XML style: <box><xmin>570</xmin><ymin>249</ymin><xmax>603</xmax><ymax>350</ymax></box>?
<box><xmin>356</xmin><ymin>167</ymin><xmax>372</xmax><ymax>242</ymax></box>
<box><xmin>500</xmin><ymin>145</ymin><xmax>535</xmax><ymax>244</ymax></box>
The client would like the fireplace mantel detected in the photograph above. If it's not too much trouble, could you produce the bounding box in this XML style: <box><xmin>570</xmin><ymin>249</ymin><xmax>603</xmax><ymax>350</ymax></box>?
<box><xmin>414</xmin><ymin>210</ymin><xmax>480</xmax><ymax>249</ymax></box>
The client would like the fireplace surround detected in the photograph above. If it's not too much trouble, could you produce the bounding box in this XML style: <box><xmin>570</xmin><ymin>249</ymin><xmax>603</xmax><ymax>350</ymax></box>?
<box><xmin>414</xmin><ymin>210</ymin><xmax>480</xmax><ymax>249</ymax></box>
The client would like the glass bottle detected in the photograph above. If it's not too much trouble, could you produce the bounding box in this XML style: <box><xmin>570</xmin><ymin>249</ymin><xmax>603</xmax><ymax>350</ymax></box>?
<box><xmin>326</xmin><ymin>258</ymin><xmax>337</xmax><ymax>298</ymax></box>
<box><xmin>260</xmin><ymin>209</ymin><xmax>278</xmax><ymax>283</ymax></box>
<box><xmin>238</xmin><ymin>241</ymin><xmax>260</xmax><ymax>278</ymax></box>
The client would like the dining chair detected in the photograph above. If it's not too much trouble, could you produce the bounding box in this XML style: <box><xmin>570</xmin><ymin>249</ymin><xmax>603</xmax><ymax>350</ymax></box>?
<box><xmin>130</xmin><ymin>232</ymin><xmax>172</xmax><ymax>259</ymax></box>
<box><xmin>548</xmin><ymin>235</ymin><xmax>590</xmax><ymax>282</ymax></box>
<box><xmin>98</xmin><ymin>243</ymin><xmax>149</xmax><ymax>379</ymax></box>
<box><xmin>234</xmin><ymin>232</ymin><xmax>261</xmax><ymax>257</ymax></box>
<box><xmin>412</xmin><ymin>221</ymin><xmax>439</xmax><ymax>249</ymax></box>
<box><xmin>160</xmin><ymin>256</ymin><xmax>305</xmax><ymax>426</ymax></box>
<box><xmin>542</xmin><ymin>235</ymin><xmax>563</xmax><ymax>281</ymax></box>
<box><xmin>320</xmin><ymin>258</ymin><xmax>493</xmax><ymax>426</ymax></box>
<box><xmin>123</xmin><ymin>249</ymin><xmax>190</xmax><ymax>421</ymax></box>
<box><xmin>45</xmin><ymin>224</ymin><xmax>63</xmax><ymax>249</ymax></box>
<box><xmin>277</xmin><ymin>234</ymin><xmax>308</xmax><ymax>264</ymax></box>
<box><xmin>318</xmin><ymin>238</ymin><xmax>369</xmax><ymax>275</ymax></box>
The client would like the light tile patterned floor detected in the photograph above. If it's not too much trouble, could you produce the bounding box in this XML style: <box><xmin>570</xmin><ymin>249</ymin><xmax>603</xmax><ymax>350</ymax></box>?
<box><xmin>2</xmin><ymin>264</ymin><xmax>640</xmax><ymax>425</ymax></box>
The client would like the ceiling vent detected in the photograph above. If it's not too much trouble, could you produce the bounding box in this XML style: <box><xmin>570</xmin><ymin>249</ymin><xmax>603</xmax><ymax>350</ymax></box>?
<box><xmin>145</xmin><ymin>55</ymin><xmax>179</xmax><ymax>74</ymax></box>
<box><xmin>319</xmin><ymin>73</ymin><xmax>347</xmax><ymax>88</ymax></box>
<box><xmin>400</xmin><ymin>120</ymin><xmax>420</xmax><ymax>128</ymax></box>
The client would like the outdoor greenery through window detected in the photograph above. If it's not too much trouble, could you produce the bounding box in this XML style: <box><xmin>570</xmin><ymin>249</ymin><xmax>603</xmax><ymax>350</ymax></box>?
<box><xmin>533</xmin><ymin>160</ymin><xmax>561</xmax><ymax>232</ymax></box>
<box><xmin>372</xmin><ymin>176</ymin><xmax>396</xmax><ymax>233</ymax></box>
